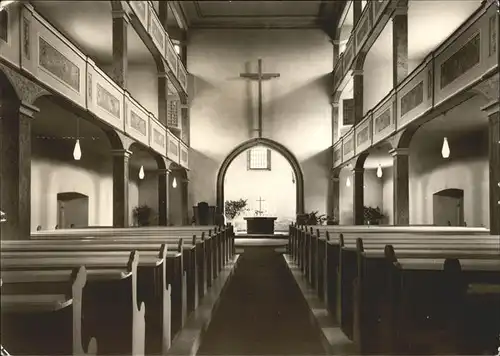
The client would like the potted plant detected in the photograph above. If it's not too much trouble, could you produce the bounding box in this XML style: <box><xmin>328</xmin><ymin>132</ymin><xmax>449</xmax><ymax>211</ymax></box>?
<box><xmin>224</xmin><ymin>199</ymin><xmax>249</xmax><ymax>223</ymax></box>
<box><xmin>133</xmin><ymin>204</ymin><xmax>153</xmax><ymax>226</ymax></box>
<box><xmin>326</xmin><ymin>215</ymin><xmax>339</xmax><ymax>225</ymax></box>
<box><xmin>363</xmin><ymin>206</ymin><xmax>385</xmax><ymax>225</ymax></box>
<box><xmin>296</xmin><ymin>211</ymin><xmax>327</xmax><ymax>225</ymax></box>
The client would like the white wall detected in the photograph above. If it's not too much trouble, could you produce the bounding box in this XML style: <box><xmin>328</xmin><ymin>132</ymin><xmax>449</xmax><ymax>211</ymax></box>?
<box><xmin>224</xmin><ymin>147</ymin><xmax>296</xmax><ymax>230</ymax></box>
<box><xmin>169</xmin><ymin>171</ymin><xmax>184</xmax><ymax>225</ymax></box>
<box><xmin>338</xmin><ymin>167</ymin><xmax>383</xmax><ymax>224</ymax></box>
<box><xmin>127</xmin><ymin>64</ymin><xmax>159</xmax><ymax>118</ymax></box>
<box><xmin>188</xmin><ymin>29</ymin><xmax>333</xmax><ymax>215</ymax></box>
<box><xmin>363</xmin><ymin>22</ymin><xmax>393</xmax><ymax>115</ymax></box>
<box><xmin>31</xmin><ymin>138</ymin><xmax>114</xmax><ymax>231</ymax></box>
<box><xmin>408</xmin><ymin>129</ymin><xmax>488</xmax><ymax>227</ymax></box>
<box><xmin>381</xmin><ymin>166</ymin><xmax>394</xmax><ymax>225</ymax></box>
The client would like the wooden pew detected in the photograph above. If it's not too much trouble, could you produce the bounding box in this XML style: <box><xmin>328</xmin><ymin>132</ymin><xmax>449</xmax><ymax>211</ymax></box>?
<box><xmin>31</xmin><ymin>225</ymin><xmax>234</xmax><ymax>285</ymax></box>
<box><xmin>382</xmin><ymin>251</ymin><xmax>500</xmax><ymax>355</ymax></box>
<box><xmin>337</xmin><ymin>236</ymin><xmax>498</xmax><ymax>341</ymax></box>
<box><xmin>1</xmin><ymin>266</ymin><xmax>98</xmax><ymax>355</ymax></box>
<box><xmin>2</xmin><ymin>238</ymin><xmax>194</xmax><ymax>339</ymax></box>
<box><xmin>28</xmin><ymin>232</ymin><xmax>212</xmax><ymax>309</ymax></box>
<box><xmin>1</xmin><ymin>251</ymin><xmax>146</xmax><ymax>355</ymax></box>
<box><xmin>352</xmin><ymin>240</ymin><xmax>499</xmax><ymax>354</ymax></box>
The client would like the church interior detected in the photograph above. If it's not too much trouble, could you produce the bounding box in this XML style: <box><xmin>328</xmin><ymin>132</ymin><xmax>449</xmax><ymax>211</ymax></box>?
<box><xmin>0</xmin><ymin>0</ymin><xmax>499</xmax><ymax>355</ymax></box>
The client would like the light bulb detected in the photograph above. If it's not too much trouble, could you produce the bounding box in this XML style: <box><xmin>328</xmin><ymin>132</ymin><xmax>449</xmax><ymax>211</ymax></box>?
<box><xmin>73</xmin><ymin>139</ymin><xmax>81</xmax><ymax>160</ymax></box>
<box><xmin>377</xmin><ymin>164</ymin><xmax>382</xmax><ymax>178</ymax></box>
<box><xmin>139</xmin><ymin>165</ymin><xmax>145</xmax><ymax>180</ymax></box>
<box><xmin>172</xmin><ymin>177</ymin><xmax>177</xmax><ymax>188</ymax></box>
<box><xmin>441</xmin><ymin>137</ymin><xmax>450</xmax><ymax>158</ymax></box>
<box><xmin>346</xmin><ymin>177</ymin><xmax>351</xmax><ymax>187</ymax></box>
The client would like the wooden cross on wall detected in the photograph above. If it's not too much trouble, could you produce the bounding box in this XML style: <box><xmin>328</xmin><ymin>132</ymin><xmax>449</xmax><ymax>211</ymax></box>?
<box><xmin>240</xmin><ymin>59</ymin><xmax>280</xmax><ymax>138</ymax></box>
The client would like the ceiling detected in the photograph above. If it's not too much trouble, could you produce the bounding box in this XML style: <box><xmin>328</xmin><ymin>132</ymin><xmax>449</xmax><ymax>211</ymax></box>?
<box><xmin>180</xmin><ymin>1</ymin><xmax>325</xmax><ymax>29</ymax></box>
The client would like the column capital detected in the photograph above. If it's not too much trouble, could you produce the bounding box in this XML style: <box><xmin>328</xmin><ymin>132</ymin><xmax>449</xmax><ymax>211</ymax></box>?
<box><xmin>392</xmin><ymin>5</ymin><xmax>408</xmax><ymax>17</ymax></box>
<box><xmin>331</xmin><ymin>177</ymin><xmax>340</xmax><ymax>182</ymax></box>
<box><xmin>352</xmin><ymin>69</ymin><xmax>363</xmax><ymax>76</ymax></box>
<box><xmin>112</xmin><ymin>10</ymin><xmax>130</xmax><ymax>23</ymax></box>
<box><xmin>389</xmin><ymin>147</ymin><xmax>409</xmax><ymax>157</ymax></box>
<box><xmin>158</xmin><ymin>72</ymin><xmax>170</xmax><ymax>79</ymax></box>
<box><xmin>481</xmin><ymin>101</ymin><xmax>500</xmax><ymax>117</ymax></box>
<box><xmin>331</xmin><ymin>39</ymin><xmax>340</xmax><ymax>46</ymax></box>
<box><xmin>111</xmin><ymin>149</ymin><xmax>133</xmax><ymax>158</ymax></box>
<box><xmin>331</xmin><ymin>101</ymin><xmax>339</xmax><ymax>108</ymax></box>
<box><xmin>352</xmin><ymin>167</ymin><xmax>364</xmax><ymax>174</ymax></box>
<box><xmin>19</xmin><ymin>101</ymin><xmax>40</xmax><ymax>118</ymax></box>
<box><xmin>158</xmin><ymin>168</ymin><xmax>172</xmax><ymax>175</ymax></box>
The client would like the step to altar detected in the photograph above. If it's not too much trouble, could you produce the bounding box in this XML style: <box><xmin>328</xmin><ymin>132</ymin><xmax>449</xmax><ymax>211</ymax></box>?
<box><xmin>234</xmin><ymin>237</ymin><xmax>288</xmax><ymax>254</ymax></box>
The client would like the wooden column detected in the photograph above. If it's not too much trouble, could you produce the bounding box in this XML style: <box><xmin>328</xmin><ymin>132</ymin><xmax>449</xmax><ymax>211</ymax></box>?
<box><xmin>352</xmin><ymin>70</ymin><xmax>364</xmax><ymax>125</ymax></box>
<box><xmin>390</xmin><ymin>148</ymin><xmax>410</xmax><ymax>225</ymax></box>
<box><xmin>111</xmin><ymin>149</ymin><xmax>132</xmax><ymax>227</ymax></box>
<box><xmin>0</xmin><ymin>101</ymin><xmax>38</xmax><ymax>240</ymax></box>
<box><xmin>332</xmin><ymin>39</ymin><xmax>340</xmax><ymax>64</ymax></box>
<box><xmin>158</xmin><ymin>169</ymin><xmax>170</xmax><ymax>226</ymax></box>
<box><xmin>332</xmin><ymin>176</ymin><xmax>340</xmax><ymax>221</ymax></box>
<box><xmin>332</xmin><ymin>102</ymin><xmax>339</xmax><ymax>144</ymax></box>
<box><xmin>353</xmin><ymin>0</ymin><xmax>362</xmax><ymax>25</ymax></box>
<box><xmin>485</xmin><ymin>103</ymin><xmax>500</xmax><ymax>235</ymax></box>
<box><xmin>111</xmin><ymin>10</ymin><xmax>129</xmax><ymax>88</ymax></box>
<box><xmin>182</xmin><ymin>179</ymin><xmax>189</xmax><ymax>224</ymax></box>
<box><xmin>158</xmin><ymin>1</ymin><xmax>169</xmax><ymax>30</ymax></box>
<box><xmin>158</xmin><ymin>73</ymin><xmax>169</xmax><ymax>127</ymax></box>
<box><xmin>352</xmin><ymin>167</ymin><xmax>365</xmax><ymax>225</ymax></box>
<box><xmin>392</xmin><ymin>6</ymin><xmax>408</xmax><ymax>87</ymax></box>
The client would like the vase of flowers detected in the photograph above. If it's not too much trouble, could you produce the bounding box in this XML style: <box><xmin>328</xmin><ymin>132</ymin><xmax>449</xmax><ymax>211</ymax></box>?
<box><xmin>363</xmin><ymin>206</ymin><xmax>385</xmax><ymax>225</ymax></box>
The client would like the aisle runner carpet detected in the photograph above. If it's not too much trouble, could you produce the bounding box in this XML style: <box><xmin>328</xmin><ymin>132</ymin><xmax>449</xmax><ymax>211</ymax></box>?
<box><xmin>196</xmin><ymin>249</ymin><xmax>328</xmax><ymax>355</ymax></box>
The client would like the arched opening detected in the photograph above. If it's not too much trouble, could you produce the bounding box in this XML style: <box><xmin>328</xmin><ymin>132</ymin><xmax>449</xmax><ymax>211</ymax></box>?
<box><xmin>217</xmin><ymin>138</ymin><xmax>304</xmax><ymax>232</ymax></box>
<box><xmin>56</xmin><ymin>192</ymin><xmax>89</xmax><ymax>229</ymax></box>
<box><xmin>169</xmin><ymin>164</ymin><xmax>189</xmax><ymax>226</ymax></box>
<box><xmin>433</xmin><ymin>189</ymin><xmax>465</xmax><ymax>226</ymax></box>
<box><xmin>128</xmin><ymin>143</ymin><xmax>164</xmax><ymax>226</ymax></box>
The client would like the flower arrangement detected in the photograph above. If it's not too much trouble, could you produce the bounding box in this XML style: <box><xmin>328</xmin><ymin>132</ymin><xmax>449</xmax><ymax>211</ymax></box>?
<box><xmin>363</xmin><ymin>206</ymin><xmax>385</xmax><ymax>225</ymax></box>
<box><xmin>224</xmin><ymin>199</ymin><xmax>249</xmax><ymax>220</ymax></box>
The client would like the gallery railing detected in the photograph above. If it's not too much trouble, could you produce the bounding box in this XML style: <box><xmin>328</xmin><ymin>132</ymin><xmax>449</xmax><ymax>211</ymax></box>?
<box><xmin>332</xmin><ymin>1</ymin><xmax>497</xmax><ymax>169</ymax></box>
<box><xmin>0</xmin><ymin>3</ymin><xmax>188</xmax><ymax>169</ymax></box>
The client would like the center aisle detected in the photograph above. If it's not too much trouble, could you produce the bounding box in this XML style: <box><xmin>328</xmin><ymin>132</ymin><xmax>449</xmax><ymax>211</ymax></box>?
<box><xmin>196</xmin><ymin>248</ymin><xmax>328</xmax><ymax>355</ymax></box>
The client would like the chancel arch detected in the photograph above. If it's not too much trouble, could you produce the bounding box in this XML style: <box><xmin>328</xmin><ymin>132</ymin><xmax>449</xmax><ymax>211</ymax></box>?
<box><xmin>217</xmin><ymin>138</ymin><xmax>304</xmax><ymax>231</ymax></box>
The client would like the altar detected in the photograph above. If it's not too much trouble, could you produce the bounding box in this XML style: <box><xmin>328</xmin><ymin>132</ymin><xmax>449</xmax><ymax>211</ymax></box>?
<box><xmin>244</xmin><ymin>216</ymin><xmax>277</xmax><ymax>234</ymax></box>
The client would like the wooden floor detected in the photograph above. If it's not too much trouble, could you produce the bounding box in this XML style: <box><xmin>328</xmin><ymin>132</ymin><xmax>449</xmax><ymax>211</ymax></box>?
<box><xmin>196</xmin><ymin>248</ymin><xmax>328</xmax><ymax>355</ymax></box>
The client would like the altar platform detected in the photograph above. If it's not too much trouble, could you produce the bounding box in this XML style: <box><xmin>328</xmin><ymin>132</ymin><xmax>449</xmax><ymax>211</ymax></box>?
<box><xmin>234</xmin><ymin>237</ymin><xmax>288</xmax><ymax>254</ymax></box>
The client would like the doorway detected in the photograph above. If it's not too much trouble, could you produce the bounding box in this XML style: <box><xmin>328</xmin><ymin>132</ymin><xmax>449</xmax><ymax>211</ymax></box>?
<box><xmin>432</xmin><ymin>189</ymin><xmax>464</xmax><ymax>226</ymax></box>
<box><xmin>57</xmin><ymin>192</ymin><xmax>89</xmax><ymax>229</ymax></box>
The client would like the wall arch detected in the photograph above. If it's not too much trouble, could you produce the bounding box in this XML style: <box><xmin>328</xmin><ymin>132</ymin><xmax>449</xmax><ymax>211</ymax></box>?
<box><xmin>217</xmin><ymin>138</ymin><xmax>305</xmax><ymax>215</ymax></box>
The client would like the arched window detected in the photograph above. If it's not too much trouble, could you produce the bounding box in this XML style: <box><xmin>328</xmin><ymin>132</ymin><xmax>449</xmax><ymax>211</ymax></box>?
<box><xmin>0</xmin><ymin>9</ymin><xmax>8</xmax><ymax>43</ymax></box>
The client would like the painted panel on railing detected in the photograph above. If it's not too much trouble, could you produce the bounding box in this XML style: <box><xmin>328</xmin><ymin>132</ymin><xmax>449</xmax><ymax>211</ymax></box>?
<box><xmin>333</xmin><ymin>143</ymin><xmax>343</xmax><ymax>167</ymax></box>
<box><xmin>355</xmin><ymin>115</ymin><xmax>373</xmax><ymax>153</ymax></box>
<box><xmin>397</xmin><ymin>58</ymin><xmax>433</xmax><ymax>129</ymax></box>
<box><xmin>29</xmin><ymin>11</ymin><xmax>86</xmax><ymax>108</ymax></box>
<box><xmin>356</xmin><ymin>8</ymin><xmax>372</xmax><ymax>49</ymax></box>
<box><xmin>342</xmin><ymin>131</ymin><xmax>355</xmax><ymax>161</ymax></box>
<box><xmin>167</xmin><ymin>131</ymin><xmax>180</xmax><ymax>163</ymax></box>
<box><xmin>165</xmin><ymin>39</ymin><xmax>178</xmax><ymax>76</ymax></box>
<box><xmin>129</xmin><ymin>1</ymin><xmax>149</xmax><ymax>29</ymax></box>
<box><xmin>178</xmin><ymin>65</ymin><xmax>187</xmax><ymax>90</ymax></box>
<box><xmin>434</xmin><ymin>5</ymin><xmax>496</xmax><ymax>106</ymax></box>
<box><xmin>0</xmin><ymin>5</ymin><xmax>21</xmax><ymax>68</ymax></box>
<box><xmin>148</xmin><ymin>7</ymin><xmax>165</xmax><ymax>54</ymax></box>
<box><xmin>87</xmin><ymin>60</ymin><xmax>124</xmax><ymax>131</ymax></box>
<box><xmin>179</xmin><ymin>142</ymin><xmax>189</xmax><ymax>168</ymax></box>
<box><xmin>343</xmin><ymin>41</ymin><xmax>354</xmax><ymax>72</ymax></box>
<box><xmin>149</xmin><ymin>116</ymin><xmax>167</xmax><ymax>156</ymax></box>
<box><xmin>333</xmin><ymin>61</ymin><xmax>343</xmax><ymax>88</ymax></box>
<box><xmin>123</xmin><ymin>93</ymin><xmax>149</xmax><ymax>146</ymax></box>
<box><xmin>372</xmin><ymin>93</ymin><xmax>395</xmax><ymax>145</ymax></box>
<box><xmin>372</xmin><ymin>0</ymin><xmax>390</xmax><ymax>25</ymax></box>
